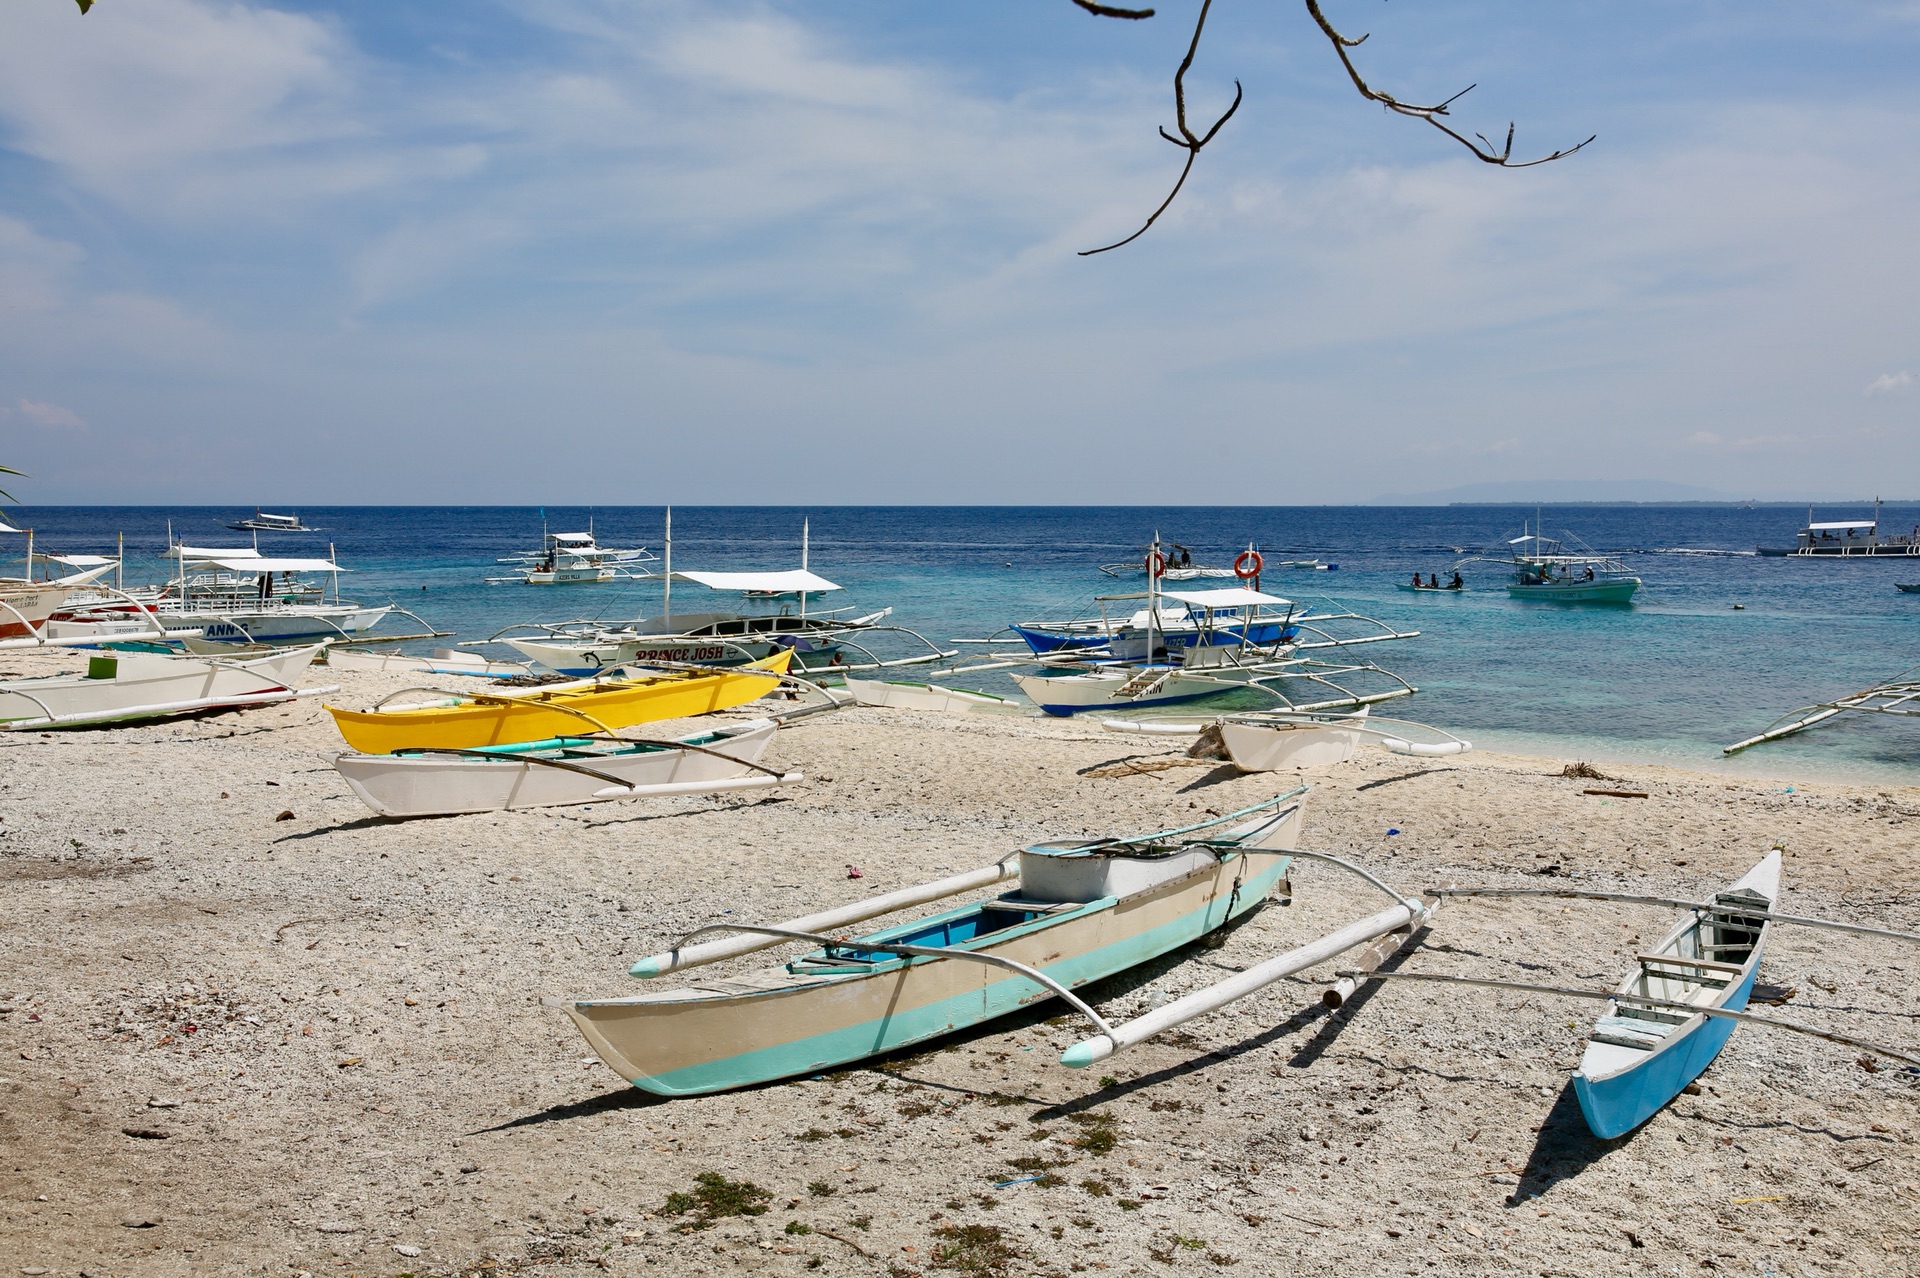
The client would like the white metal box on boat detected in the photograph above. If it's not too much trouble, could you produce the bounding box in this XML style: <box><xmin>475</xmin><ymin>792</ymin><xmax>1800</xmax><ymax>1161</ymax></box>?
<box><xmin>1017</xmin><ymin>845</ymin><xmax>1219</xmax><ymax>903</ymax></box>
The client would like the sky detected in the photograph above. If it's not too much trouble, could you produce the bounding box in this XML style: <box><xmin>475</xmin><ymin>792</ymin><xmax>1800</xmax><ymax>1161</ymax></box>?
<box><xmin>1</xmin><ymin>0</ymin><xmax>1917</xmax><ymax>505</ymax></box>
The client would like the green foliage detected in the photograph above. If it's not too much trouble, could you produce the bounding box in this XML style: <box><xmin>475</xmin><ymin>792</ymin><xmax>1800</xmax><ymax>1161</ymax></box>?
<box><xmin>930</xmin><ymin>1222</ymin><xmax>1021</xmax><ymax>1277</ymax></box>
<box><xmin>659</xmin><ymin>1171</ymin><xmax>772</xmax><ymax>1231</ymax></box>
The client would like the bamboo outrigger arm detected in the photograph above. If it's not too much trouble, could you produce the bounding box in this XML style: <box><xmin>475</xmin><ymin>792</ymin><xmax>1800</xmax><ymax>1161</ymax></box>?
<box><xmin>1060</xmin><ymin>847</ymin><xmax>1429</xmax><ymax>1068</ymax></box>
<box><xmin>1341</xmin><ymin>970</ymin><xmax>1920</xmax><ymax>1070</ymax></box>
<box><xmin>1431</xmin><ymin>886</ymin><xmax>1920</xmax><ymax>946</ymax></box>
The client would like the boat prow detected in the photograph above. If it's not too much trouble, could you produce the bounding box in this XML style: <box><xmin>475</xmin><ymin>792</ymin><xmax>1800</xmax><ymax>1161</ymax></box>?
<box><xmin>1572</xmin><ymin>850</ymin><xmax>1780</xmax><ymax>1139</ymax></box>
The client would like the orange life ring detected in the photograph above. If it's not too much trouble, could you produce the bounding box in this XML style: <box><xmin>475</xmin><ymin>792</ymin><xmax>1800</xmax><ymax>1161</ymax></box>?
<box><xmin>1144</xmin><ymin>550</ymin><xmax>1167</xmax><ymax>578</ymax></box>
<box><xmin>1233</xmin><ymin>550</ymin><xmax>1263</xmax><ymax>580</ymax></box>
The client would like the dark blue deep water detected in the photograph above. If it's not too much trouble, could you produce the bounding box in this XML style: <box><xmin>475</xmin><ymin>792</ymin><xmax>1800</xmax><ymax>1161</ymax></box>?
<box><xmin>9</xmin><ymin>504</ymin><xmax>1920</xmax><ymax>781</ymax></box>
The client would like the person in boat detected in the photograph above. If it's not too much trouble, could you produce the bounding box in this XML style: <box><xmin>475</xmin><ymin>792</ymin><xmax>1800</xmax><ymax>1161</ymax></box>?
<box><xmin>1177</xmin><ymin>546</ymin><xmax>1193</xmax><ymax>568</ymax></box>
<box><xmin>1411</xmin><ymin>572</ymin><xmax>1423</xmax><ymax>588</ymax></box>
<box><xmin>1449</xmin><ymin>571</ymin><xmax>1464</xmax><ymax>590</ymax></box>
<box><xmin>1583</xmin><ymin>565</ymin><xmax>1595</xmax><ymax>582</ymax></box>
<box><xmin>1427</xmin><ymin>574</ymin><xmax>1440</xmax><ymax>589</ymax></box>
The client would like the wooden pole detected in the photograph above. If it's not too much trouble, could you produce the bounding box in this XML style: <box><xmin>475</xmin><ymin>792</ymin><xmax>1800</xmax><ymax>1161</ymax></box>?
<box><xmin>1342</xmin><ymin>969</ymin><xmax>1920</xmax><ymax>1069</ymax></box>
<box><xmin>1434</xmin><ymin>886</ymin><xmax>1920</xmax><ymax>946</ymax></box>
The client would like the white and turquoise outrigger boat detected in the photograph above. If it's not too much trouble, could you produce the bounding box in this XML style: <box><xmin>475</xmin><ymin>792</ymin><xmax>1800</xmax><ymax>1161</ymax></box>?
<box><xmin>557</xmin><ymin>792</ymin><xmax>1310</xmax><ymax>1096</ymax></box>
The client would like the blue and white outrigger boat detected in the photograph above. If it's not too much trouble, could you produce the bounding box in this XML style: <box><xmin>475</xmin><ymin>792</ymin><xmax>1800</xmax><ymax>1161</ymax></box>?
<box><xmin>1571</xmin><ymin>852</ymin><xmax>1778</xmax><ymax>1138</ymax></box>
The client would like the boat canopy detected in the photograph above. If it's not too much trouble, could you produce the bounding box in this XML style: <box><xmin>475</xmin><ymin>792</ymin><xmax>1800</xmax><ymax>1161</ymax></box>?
<box><xmin>171</xmin><ymin>545</ymin><xmax>261</xmax><ymax>559</ymax></box>
<box><xmin>1808</xmin><ymin>520</ymin><xmax>1875</xmax><ymax>531</ymax></box>
<box><xmin>41</xmin><ymin>554</ymin><xmax>116</xmax><ymax>567</ymax></box>
<box><xmin>551</xmin><ymin>532</ymin><xmax>598</xmax><ymax>544</ymax></box>
<box><xmin>197</xmin><ymin>557</ymin><xmax>344</xmax><ymax>574</ymax></box>
<box><xmin>0</xmin><ymin>521</ymin><xmax>22</xmax><ymax>534</ymax></box>
<box><xmin>1157</xmin><ymin>587</ymin><xmax>1292</xmax><ymax>609</ymax></box>
<box><xmin>673</xmin><ymin>569</ymin><xmax>841</xmax><ymax>594</ymax></box>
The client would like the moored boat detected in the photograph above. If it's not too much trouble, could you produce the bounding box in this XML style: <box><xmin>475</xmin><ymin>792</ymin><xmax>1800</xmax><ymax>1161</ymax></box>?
<box><xmin>323</xmin><ymin>649</ymin><xmax>792</xmax><ymax>752</ymax></box>
<box><xmin>559</xmin><ymin>791</ymin><xmax>1307</xmax><ymax>1096</ymax></box>
<box><xmin>1572</xmin><ymin>851</ymin><xmax>1779</xmax><ymax>1139</ymax></box>
<box><xmin>0</xmin><ymin>645</ymin><xmax>330</xmax><ymax>729</ymax></box>
<box><xmin>844</xmin><ymin>677</ymin><xmax>1025</xmax><ymax>715</ymax></box>
<box><xmin>1758</xmin><ymin>501</ymin><xmax>1920</xmax><ymax>557</ymax></box>
<box><xmin>333</xmin><ymin>718</ymin><xmax>795</xmax><ymax>818</ymax></box>
<box><xmin>1494</xmin><ymin>524</ymin><xmax>1640</xmax><ymax>604</ymax></box>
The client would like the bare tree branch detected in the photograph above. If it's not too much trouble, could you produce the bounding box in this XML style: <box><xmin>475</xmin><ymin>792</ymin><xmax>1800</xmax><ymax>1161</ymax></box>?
<box><xmin>1073</xmin><ymin>1</ymin><xmax>1156</xmax><ymax>17</ymax></box>
<box><xmin>1302</xmin><ymin>0</ymin><xmax>1593</xmax><ymax>167</ymax></box>
<box><xmin>1082</xmin><ymin>0</ymin><xmax>1239</xmax><ymax>256</ymax></box>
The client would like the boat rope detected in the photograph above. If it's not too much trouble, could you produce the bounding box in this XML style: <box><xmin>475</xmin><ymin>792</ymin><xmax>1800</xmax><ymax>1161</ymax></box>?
<box><xmin>1431</xmin><ymin>887</ymin><xmax>1920</xmax><ymax>946</ymax></box>
<box><xmin>661</xmin><ymin>922</ymin><xmax>1117</xmax><ymax>1040</ymax></box>
<box><xmin>1336</xmin><ymin>969</ymin><xmax>1920</xmax><ymax>1070</ymax></box>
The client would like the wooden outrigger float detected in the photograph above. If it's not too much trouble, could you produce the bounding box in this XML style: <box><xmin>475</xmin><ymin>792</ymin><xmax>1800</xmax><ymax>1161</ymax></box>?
<box><xmin>558</xmin><ymin>791</ymin><xmax>1311</xmax><ymax>1096</ymax></box>
<box><xmin>323</xmin><ymin>650</ymin><xmax>792</xmax><ymax>752</ymax></box>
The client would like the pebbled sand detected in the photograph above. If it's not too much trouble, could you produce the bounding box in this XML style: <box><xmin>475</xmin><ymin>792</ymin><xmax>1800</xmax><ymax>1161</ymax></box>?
<box><xmin>1</xmin><ymin>652</ymin><xmax>1917</xmax><ymax>1277</ymax></box>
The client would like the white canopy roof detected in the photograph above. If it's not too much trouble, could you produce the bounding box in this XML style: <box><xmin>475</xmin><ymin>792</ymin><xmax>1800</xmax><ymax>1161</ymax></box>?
<box><xmin>1808</xmin><ymin>520</ymin><xmax>1875</xmax><ymax>530</ymax></box>
<box><xmin>551</xmin><ymin>531</ymin><xmax>598</xmax><ymax>543</ymax></box>
<box><xmin>0</xmin><ymin>520</ymin><xmax>22</xmax><ymax>534</ymax></box>
<box><xmin>673</xmin><ymin>569</ymin><xmax>841</xmax><ymax>594</ymax></box>
<box><xmin>173</xmin><ymin>544</ymin><xmax>261</xmax><ymax>559</ymax></box>
<box><xmin>42</xmin><ymin>554</ymin><xmax>116</xmax><ymax>567</ymax></box>
<box><xmin>200</xmin><ymin>557</ymin><xmax>343</xmax><ymax>573</ymax></box>
<box><xmin>1158</xmin><ymin>587</ymin><xmax>1291</xmax><ymax>608</ymax></box>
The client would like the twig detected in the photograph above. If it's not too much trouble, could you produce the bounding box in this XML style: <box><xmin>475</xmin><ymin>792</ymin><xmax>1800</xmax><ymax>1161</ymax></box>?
<box><xmin>813</xmin><ymin>1227</ymin><xmax>873</xmax><ymax>1258</ymax></box>
<box><xmin>1074</xmin><ymin>1</ymin><xmax>1155</xmax><ymax>16</ymax></box>
<box><xmin>1082</xmin><ymin>0</ymin><xmax>1240</xmax><ymax>255</ymax></box>
<box><xmin>1302</xmin><ymin>1</ymin><xmax>1593</xmax><ymax>167</ymax></box>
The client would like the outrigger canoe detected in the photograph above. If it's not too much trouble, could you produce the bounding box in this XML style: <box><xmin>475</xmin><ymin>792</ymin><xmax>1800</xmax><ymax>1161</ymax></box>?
<box><xmin>332</xmin><ymin>718</ymin><xmax>796</xmax><ymax>818</ymax></box>
<box><xmin>1573</xmin><ymin>850</ymin><xmax>1779</xmax><ymax>1138</ymax></box>
<box><xmin>558</xmin><ymin>791</ymin><xmax>1307</xmax><ymax>1096</ymax></box>
<box><xmin>323</xmin><ymin>649</ymin><xmax>791</xmax><ymax>753</ymax></box>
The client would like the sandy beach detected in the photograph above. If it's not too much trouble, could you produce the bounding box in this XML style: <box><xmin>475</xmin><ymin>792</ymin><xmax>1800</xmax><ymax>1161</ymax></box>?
<box><xmin>2</xmin><ymin>652</ymin><xmax>1917</xmax><ymax>1277</ymax></box>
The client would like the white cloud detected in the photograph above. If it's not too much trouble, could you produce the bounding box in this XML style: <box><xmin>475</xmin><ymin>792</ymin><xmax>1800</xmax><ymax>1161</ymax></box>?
<box><xmin>1865</xmin><ymin>370</ymin><xmax>1913</xmax><ymax>395</ymax></box>
<box><xmin>12</xmin><ymin>399</ymin><xmax>89</xmax><ymax>433</ymax></box>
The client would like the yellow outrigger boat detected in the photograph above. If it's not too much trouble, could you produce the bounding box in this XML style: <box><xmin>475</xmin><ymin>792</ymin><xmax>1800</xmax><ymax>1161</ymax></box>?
<box><xmin>325</xmin><ymin>650</ymin><xmax>792</xmax><ymax>753</ymax></box>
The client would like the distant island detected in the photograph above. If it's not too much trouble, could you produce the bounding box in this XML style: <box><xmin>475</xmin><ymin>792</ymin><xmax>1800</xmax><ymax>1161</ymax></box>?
<box><xmin>1366</xmin><ymin>480</ymin><xmax>1911</xmax><ymax>506</ymax></box>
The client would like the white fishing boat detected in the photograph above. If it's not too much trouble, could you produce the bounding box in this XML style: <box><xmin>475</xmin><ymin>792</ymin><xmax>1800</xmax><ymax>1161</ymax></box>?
<box><xmin>492</xmin><ymin>513</ymin><xmax>952</xmax><ymax>676</ymax></box>
<box><xmin>0</xmin><ymin>522</ymin><xmax>121</xmax><ymax>639</ymax></box>
<box><xmin>0</xmin><ymin>645</ymin><xmax>331</xmax><ymax>729</ymax></box>
<box><xmin>844</xmin><ymin>677</ymin><xmax>1026</xmax><ymax>715</ymax></box>
<box><xmin>1010</xmin><ymin>648</ymin><xmax>1419</xmax><ymax>717</ymax></box>
<box><xmin>486</xmin><ymin>521</ymin><xmax>654</xmax><ymax>585</ymax></box>
<box><xmin>1101</xmin><ymin>709</ymin><xmax>1470</xmax><ymax>771</ymax></box>
<box><xmin>48</xmin><ymin>544</ymin><xmax>395</xmax><ymax>644</ymax></box>
<box><xmin>227</xmin><ymin>510</ymin><xmax>319</xmax><ymax>533</ymax></box>
<box><xmin>1758</xmin><ymin>500</ymin><xmax>1920</xmax><ymax>558</ymax></box>
<box><xmin>321</xmin><ymin>647</ymin><xmax>533</xmax><ymax>679</ymax></box>
<box><xmin>333</xmin><ymin>718</ymin><xmax>795</xmax><ymax>818</ymax></box>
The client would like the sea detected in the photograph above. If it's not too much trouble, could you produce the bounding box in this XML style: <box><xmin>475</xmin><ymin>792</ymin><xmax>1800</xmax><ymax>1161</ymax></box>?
<box><xmin>9</xmin><ymin>504</ymin><xmax>1920</xmax><ymax>784</ymax></box>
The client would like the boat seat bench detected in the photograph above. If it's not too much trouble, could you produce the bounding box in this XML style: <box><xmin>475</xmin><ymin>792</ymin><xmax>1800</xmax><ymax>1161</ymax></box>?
<box><xmin>1636</xmin><ymin>953</ymin><xmax>1744</xmax><ymax>975</ymax></box>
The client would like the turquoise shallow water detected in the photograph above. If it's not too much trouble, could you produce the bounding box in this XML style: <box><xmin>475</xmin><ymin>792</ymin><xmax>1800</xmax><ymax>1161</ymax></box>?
<box><xmin>10</xmin><ymin>504</ymin><xmax>1920</xmax><ymax>784</ymax></box>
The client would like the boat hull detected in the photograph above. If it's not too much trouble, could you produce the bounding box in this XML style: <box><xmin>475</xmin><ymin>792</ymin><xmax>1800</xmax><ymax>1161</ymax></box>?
<box><xmin>844</xmin><ymin>678</ymin><xmax>1022</xmax><ymax>715</ymax></box>
<box><xmin>323</xmin><ymin>651</ymin><xmax>791</xmax><ymax>752</ymax></box>
<box><xmin>1010</xmin><ymin>668</ymin><xmax>1238</xmax><ymax>716</ymax></box>
<box><xmin>566</xmin><ymin>803</ymin><xmax>1303</xmax><ymax>1095</ymax></box>
<box><xmin>1571</xmin><ymin>851</ymin><xmax>1778</xmax><ymax>1139</ymax></box>
<box><xmin>507</xmin><ymin>634</ymin><xmax>840</xmax><ymax>676</ymax></box>
<box><xmin>333</xmin><ymin>720</ymin><xmax>778</xmax><ymax>818</ymax></box>
<box><xmin>1507</xmin><ymin>579</ymin><xmax>1639</xmax><ymax>604</ymax></box>
<box><xmin>0</xmin><ymin>584</ymin><xmax>77</xmax><ymax>639</ymax></box>
<box><xmin>1219</xmin><ymin>713</ymin><xmax>1367</xmax><ymax>772</ymax></box>
<box><xmin>0</xmin><ymin>646</ymin><xmax>321</xmax><ymax>728</ymax></box>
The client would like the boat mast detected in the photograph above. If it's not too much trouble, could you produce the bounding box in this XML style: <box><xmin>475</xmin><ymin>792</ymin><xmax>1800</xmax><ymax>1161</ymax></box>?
<box><xmin>800</xmin><ymin>517</ymin><xmax>809</xmax><ymax>622</ymax></box>
<box><xmin>663</xmin><ymin>506</ymin><xmax>672</xmax><ymax>627</ymax></box>
<box><xmin>116</xmin><ymin>531</ymin><xmax>123</xmax><ymax>591</ymax></box>
<box><xmin>24</xmin><ymin>527</ymin><xmax>32</xmax><ymax>583</ymax></box>
<box><xmin>1148</xmin><ymin>530</ymin><xmax>1161</xmax><ymax>662</ymax></box>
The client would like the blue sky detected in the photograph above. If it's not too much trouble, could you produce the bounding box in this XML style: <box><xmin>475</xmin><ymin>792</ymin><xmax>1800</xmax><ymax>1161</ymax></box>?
<box><xmin>1</xmin><ymin>1</ymin><xmax>1916</xmax><ymax>504</ymax></box>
